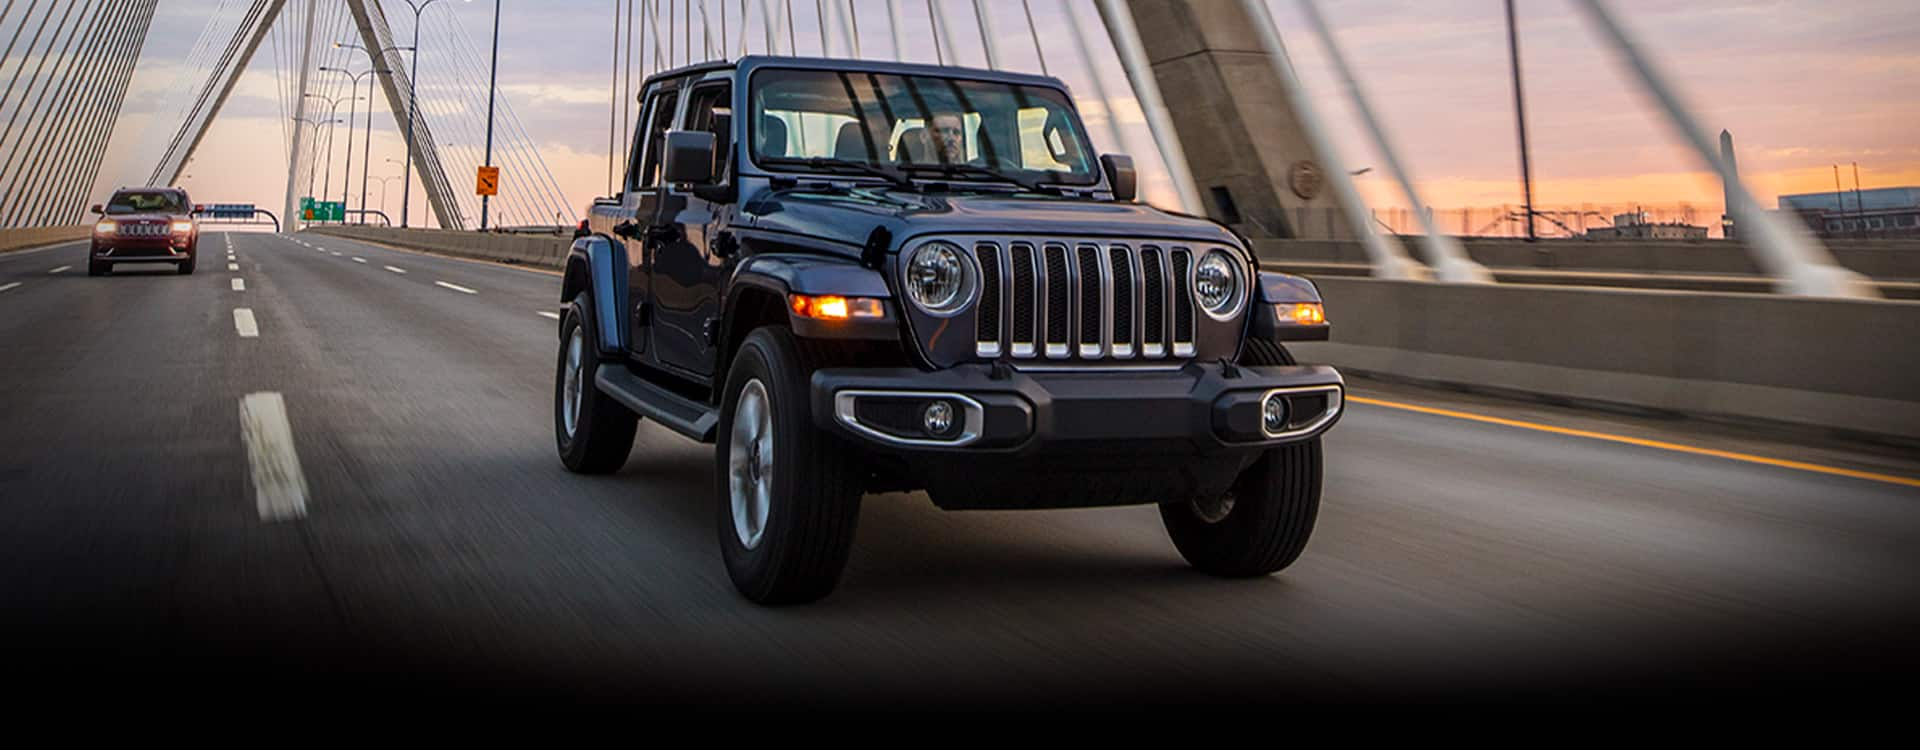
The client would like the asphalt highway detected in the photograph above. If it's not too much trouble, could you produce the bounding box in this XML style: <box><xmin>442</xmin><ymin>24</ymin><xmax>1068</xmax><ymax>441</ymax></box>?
<box><xmin>4</xmin><ymin>231</ymin><xmax>1918</xmax><ymax>710</ymax></box>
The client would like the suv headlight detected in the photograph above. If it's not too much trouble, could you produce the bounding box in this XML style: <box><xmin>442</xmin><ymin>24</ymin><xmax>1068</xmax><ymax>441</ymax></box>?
<box><xmin>1193</xmin><ymin>249</ymin><xmax>1245</xmax><ymax>320</ymax></box>
<box><xmin>903</xmin><ymin>241</ymin><xmax>977</xmax><ymax>316</ymax></box>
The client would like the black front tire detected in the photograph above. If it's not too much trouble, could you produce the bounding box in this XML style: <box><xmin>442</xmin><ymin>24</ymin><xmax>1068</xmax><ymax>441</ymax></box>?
<box><xmin>87</xmin><ymin>260</ymin><xmax>108</xmax><ymax>277</ymax></box>
<box><xmin>177</xmin><ymin>254</ymin><xmax>196</xmax><ymax>275</ymax></box>
<box><xmin>1160</xmin><ymin>339</ymin><xmax>1322</xmax><ymax>577</ymax></box>
<box><xmin>716</xmin><ymin>326</ymin><xmax>864</xmax><ymax>605</ymax></box>
<box><xmin>554</xmin><ymin>293</ymin><xmax>639</xmax><ymax>473</ymax></box>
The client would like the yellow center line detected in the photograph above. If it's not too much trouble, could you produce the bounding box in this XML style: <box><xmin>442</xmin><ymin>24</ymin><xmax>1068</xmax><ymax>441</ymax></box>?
<box><xmin>1346</xmin><ymin>395</ymin><xmax>1920</xmax><ymax>490</ymax></box>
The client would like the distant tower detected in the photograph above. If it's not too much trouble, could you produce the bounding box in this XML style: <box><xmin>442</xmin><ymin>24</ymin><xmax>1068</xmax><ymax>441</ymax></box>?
<box><xmin>1720</xmin><ymin>129</ymin><xmax>1739</xmax><ymax>240</ymax></box>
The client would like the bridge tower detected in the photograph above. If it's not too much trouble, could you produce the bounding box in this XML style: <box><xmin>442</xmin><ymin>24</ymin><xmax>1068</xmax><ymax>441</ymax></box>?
<box><xmin>1116</xmin><ymin>0</ymin><xmax>1356</xmax><ymax>242</ymax></box>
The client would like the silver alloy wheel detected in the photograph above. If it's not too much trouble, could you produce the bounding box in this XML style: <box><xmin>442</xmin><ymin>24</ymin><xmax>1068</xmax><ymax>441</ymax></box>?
<box><xmin>729</xmin><ymin>378</ymin><xmax>774</xmax><ymax>550</ymax></box>
<box><xmin>562</xmin><ymin>327</ymin><xmax>585</xmax><ymax>438</ymax></box>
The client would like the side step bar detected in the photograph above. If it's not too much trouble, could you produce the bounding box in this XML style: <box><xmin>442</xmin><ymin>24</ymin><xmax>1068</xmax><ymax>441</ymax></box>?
<box><xmin>594</xmin><ymin>366</ymin><xmax>719</xmax><ymax>443</ymax></box>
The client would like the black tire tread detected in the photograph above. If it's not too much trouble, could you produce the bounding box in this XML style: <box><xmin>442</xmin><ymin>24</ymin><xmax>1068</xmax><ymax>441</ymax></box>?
<box><xmin>721</xmin><ymin>327</ymin><xmax>863</xmax><ymax>605</ymax></box>
<box><xmin>556</xmin><ymin>294</ymin><xmax>639</xmax><ymax>474</ymax></box>
<box><xmin>1162</xmin><ymin>336</ymin><xmax>1321</xmax><ymax>577</ymax></box>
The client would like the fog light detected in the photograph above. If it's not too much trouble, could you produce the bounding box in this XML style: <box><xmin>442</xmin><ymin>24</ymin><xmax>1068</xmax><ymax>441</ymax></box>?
<box><xmin>923</xmin><ymin>401</ymin><xmax>954</xmax><ymax>435</ymax></box>
<box><xmin>1262</xmin><ymin>393</ymin><xmax>1289</xmax><ymax>436</ymax></box>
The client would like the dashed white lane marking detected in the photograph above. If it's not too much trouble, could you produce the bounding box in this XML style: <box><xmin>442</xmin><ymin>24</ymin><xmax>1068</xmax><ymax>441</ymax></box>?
<box><xmin>233</xmin><ymin>308</ymin><xmax>259</xmax><ymax>338</ymax></box>
<box><xmin>329</xmin><ymin>251</ymin><xmax>342</xmax><ymax>257</ymax></box>
<box><xmin>240</xmin><ymin>392</ymin><xmax>310</xmax><ymax>522</ymax></box>
<box><xmin>352</xmin><ymin>257</ymin><xmax>367</xmax><ymax>264</ymax></box>
<box><xmin>435</xmin><ymin>281</ymin><xmax>477</xmax><ymax>294</ymax></box>
<box><xmin>228</xmin><ymin>263</ymin><xmax>240</xmax><ymax>271</ymax></box>
<box><xmin>0</xmin><ymin>282</ymin><xmax>20</xmax><ymax>293</ymax></box>
<box><xmin>231</xmin><ymin>278</ymin><xmax>245</xmax><ymax>291</ymax></box>
<box><xmin>383</xmin><ymin>265</ymin><xmax>406</xmax><ymax>274</ymax></box>
<box><xmin>48</xmin><ymin>265</ymin><xmax>70</xmax><ymax>274</ymax></box>
<box><xmin>537</xmin><ymin>311</ymin><xmax>561</xmax><ymax>320</ymax></box>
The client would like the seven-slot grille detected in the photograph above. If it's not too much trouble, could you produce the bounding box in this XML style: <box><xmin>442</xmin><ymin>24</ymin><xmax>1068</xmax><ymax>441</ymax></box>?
<box><xmin>118</xmin><ymin>222</ymin><xmax>169</xmax><ymax>238</ymax></box>
<box><xmin>968</xmin><ymin>238</ymin><xmax>1201</xmax><ymax>361</ymax></box>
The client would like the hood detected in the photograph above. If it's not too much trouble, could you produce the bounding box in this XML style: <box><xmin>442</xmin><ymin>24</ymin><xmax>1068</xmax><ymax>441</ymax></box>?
<box><xmin>101</xmin><ymin>212</ymin><xmax>186</xmax><ymax>223</ymax></box>
<box><xmin>741</xmin><ymin>188</ymin><xmax>1240</xmax><ymax>254</ymax></box>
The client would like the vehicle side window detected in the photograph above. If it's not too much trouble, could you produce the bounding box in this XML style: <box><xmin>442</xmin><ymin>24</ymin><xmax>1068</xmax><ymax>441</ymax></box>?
<box><xmin>632</xmin><ymin>88</ymin><xmax>681</xmax><ymax>191</ymax></box>
<box><xmin>682</xmin><ymin>82</ymin><xmax>733</xmax><ymax>180</ymax></box>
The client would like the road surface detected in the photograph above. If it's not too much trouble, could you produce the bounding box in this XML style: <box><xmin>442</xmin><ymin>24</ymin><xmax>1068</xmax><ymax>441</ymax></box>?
<box><xmin>3</xmin><ymin>232</ymin><xmax>1918</xmax><ymax>708</ymax></box>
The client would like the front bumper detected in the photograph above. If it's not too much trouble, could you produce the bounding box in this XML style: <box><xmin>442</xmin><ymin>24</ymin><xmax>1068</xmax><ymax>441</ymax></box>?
<box><xmin>93</xmin><ymin>237</ymin><xmax>193</xmax><ymax>260</ymax></box>
<box><xmin>810</xmin><ymin>361</ymin><xmax>1344</xmax><ymax>455</ymax></box>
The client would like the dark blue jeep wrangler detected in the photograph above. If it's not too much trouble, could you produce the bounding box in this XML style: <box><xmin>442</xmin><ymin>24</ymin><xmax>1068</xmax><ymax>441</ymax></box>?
<box><xmin>558</xmin><ymin>56</ymin><xmax>1342</xmax><ymax>604</ymax></box>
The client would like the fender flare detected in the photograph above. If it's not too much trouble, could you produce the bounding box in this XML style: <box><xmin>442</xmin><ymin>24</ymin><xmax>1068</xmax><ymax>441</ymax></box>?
<box><xmin>722</xmin><ymin>253</ymin><xmax>897</xmax><ymax>349</ymax></box>
<box><xmin>1249</xmin><ymin>270</ymin><xmax>1331</xmax><ymax>343</ymax></box>
<box><xmin>561</xmin><ymin>234</ymin><xmax>630</xmax><ymax>356</ymax></box>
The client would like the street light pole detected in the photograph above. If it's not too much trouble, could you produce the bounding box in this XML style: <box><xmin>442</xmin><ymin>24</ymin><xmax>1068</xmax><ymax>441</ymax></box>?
<box><xmin>320</xmin><ymin>67</ymin><xmax>387</xmax><ymax>217</ymax></box>
<box><xmin>337</xmin><ymin>42</ymin><xmax>408</xmax><ymax>223</ymax></box>
<box><xmin>400</xmin><ymin>0</ymin><xmax>469</xmax><ymax>230</ymax></box>
<box><xmin>306</xmin><ymin>93</ymin><xmax>363</xmax><ymax>221</ymax></box>
<box><xmin>480</xmin><ymin>0</ymin><xmax>501</xmax><ymax>231</ymax></box>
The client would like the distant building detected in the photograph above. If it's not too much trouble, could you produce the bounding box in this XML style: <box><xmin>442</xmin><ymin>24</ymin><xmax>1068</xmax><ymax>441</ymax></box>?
<box><xmin>1584</xmin><ymin>210</ymin><xmax>1709</xmax><ymax>241</ymax></box>
<box><xmin>1776</xmin><ymin>187</ymin><xmax>1920</xmax><ymax>238</ymax></box>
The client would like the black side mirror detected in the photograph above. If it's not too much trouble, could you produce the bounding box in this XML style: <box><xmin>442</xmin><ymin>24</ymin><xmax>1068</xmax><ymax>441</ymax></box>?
<box><xmin>90</xmin><ymin>204</ymin><xmax>104</xmax><ymax>215</ymax></box>
<box><xmin>1101</xmin><ymin>154</ymin><xmax>1136</xmax><ymax>202</ymax></box>
<box><xmin>663</xmin><ymin>130</ymin><xmax>717</xmax><ymax>185</ymax></box>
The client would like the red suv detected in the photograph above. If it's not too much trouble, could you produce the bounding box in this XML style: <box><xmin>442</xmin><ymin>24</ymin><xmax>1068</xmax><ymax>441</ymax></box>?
<box><xmin>89</xmin><ymin>187</ymin><xmax>202</xmax><ymax>276</ymax></box>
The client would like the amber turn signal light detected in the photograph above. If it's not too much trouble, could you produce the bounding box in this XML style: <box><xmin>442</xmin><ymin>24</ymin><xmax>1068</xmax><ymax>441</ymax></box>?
<box><xmin>1275</xmin><ymin>303</ymin><xmax>1326</xmax><ymax>326</ymax></box>
<box><xmin>790</xmin><ymin>294</ymin><xmax>885</xmax><ymax>321</ymax></box>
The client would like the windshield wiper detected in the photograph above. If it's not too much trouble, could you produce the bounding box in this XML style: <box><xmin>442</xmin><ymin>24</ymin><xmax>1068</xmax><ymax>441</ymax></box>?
<box><xmin>763</xmin><ymin>157</ymin><xmax>916</xmax><ymax>191</ymax></box>
<box><xmin>901</xmin><ymin>162</ymin><xmax>1065</xmax><ymax>193</ymax></box>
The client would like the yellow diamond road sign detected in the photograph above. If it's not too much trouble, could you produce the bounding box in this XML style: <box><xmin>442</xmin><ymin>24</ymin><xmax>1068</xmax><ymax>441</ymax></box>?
<box><xmin>476</xmin><ymin>166</ymin><xmax>500</xmax><ymax>197</ymax></box>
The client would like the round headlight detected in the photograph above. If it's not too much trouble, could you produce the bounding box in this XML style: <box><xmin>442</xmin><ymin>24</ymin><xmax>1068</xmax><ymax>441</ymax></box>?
<box><xmin>903</xmin><ymin>241</ymin><xmax>976</xmax><ymax>315</ymax></box>
<box><xmin>1193</xmin><ymin>249</ymin><xmax>1244</xmax><ymax>320</ymax></box>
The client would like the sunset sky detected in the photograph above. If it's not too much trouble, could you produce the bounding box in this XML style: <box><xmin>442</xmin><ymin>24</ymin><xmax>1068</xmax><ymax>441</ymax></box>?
<box><xmin>85</xmin><ymin>0</ymin><xmax>1920</xmax><ymax>230</ymax></box>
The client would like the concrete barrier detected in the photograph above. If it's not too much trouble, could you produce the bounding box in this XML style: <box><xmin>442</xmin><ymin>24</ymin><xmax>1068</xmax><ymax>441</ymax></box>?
<box><xmin>307</xmin><ymin>225</ymin><xmax>570</xmax><ymax>270</ymax></box>
<box><xmin>1255</xmin><ymin>237</ymin><xmax>1920</xmax><ymax>280</ymax></box>
<box><xmin>1293</xmin><ymin>278</ymin><xmax>1920</xmax><ymax>442</ymax></box>
<box><xmin>0</xmin><ymin>226</ymin><xmax>90</xmax><ymax>254</ymax></box>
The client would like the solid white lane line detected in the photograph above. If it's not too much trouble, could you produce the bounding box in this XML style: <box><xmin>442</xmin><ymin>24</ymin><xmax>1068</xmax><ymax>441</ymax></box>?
<box><xmin>228</xmin><ymin>263</ymin><xmax>240</xmax><ymax>271</ymax></box>
<box><xmin>383</xmin><ymin>265</ymin><xmax>406</xmax><ymax>274</ymax></box>
<box><xmin>233</xmin><ymin>308</ymin><xmax>259</xmax><ymax>338</ymax></box>
<box><xmin>48</xmin><ymin>265</ymin><xmax>70</xmax><ymax>274</ymax></box>
<box><xmin>435</xmin><ymin>281</ymin><xmax>477</xmax><ymax>294</ymax></box>
<box><xmin>352</xmin><ymin>257</ymin><xmax>367</xmax><ymax>264</ymax></box>
<box><xmin>537</xmin><ymin>310</ymin><xmax>561</xmax><ymax>320</ymax></box>
<box><xmin>232</xmin><ymin>278</ymin><xmax>245</xmax><ymax>291</ymax></box>
<box><xmin>240</xmin><ymin>392</ymin><xmax>310</xmax><ymax>522</ymax></box>
<box><xmin>0</xmin><ymin>282</ymin><xmax>20</xmax><ymax>293</ymax></box>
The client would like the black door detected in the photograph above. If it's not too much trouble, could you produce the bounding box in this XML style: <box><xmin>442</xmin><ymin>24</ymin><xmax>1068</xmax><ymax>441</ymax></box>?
<box><xmin>649</xmin><ymin>81</ymin><xmax>732</xmax><ymax>379</ymax></box>
<box><xmin>625</xmin><ymin>85</ymin><xmax>680</xmax><ymax>358</ymax></box>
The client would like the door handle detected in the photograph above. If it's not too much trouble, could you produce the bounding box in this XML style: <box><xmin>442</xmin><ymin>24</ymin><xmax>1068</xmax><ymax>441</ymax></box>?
<box><xmin>645</xmin><ymin>224</ymin><xmax>681</xmax><ymax>243</ymax></box>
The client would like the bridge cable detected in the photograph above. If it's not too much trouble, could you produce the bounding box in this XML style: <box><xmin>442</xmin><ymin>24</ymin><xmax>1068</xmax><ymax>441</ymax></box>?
<box><xmin>0</xmin><ymin>0</ymin><xmax>110</xmax><ymax>227</ymax></box>
<box><xmin>34</xmin><ymin>0</ymin><xmax>151</xmax><ymax>225</ymax></box>
<box><xmin>31</xmin><ymin>0</ymin><xmax>140</xmax><ymax>225</ymax></box>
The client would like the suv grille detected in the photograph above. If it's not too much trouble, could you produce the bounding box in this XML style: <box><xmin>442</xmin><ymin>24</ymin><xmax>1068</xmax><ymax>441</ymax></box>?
<box><xmin>119</xmin><ymin>223</ymin><xmax>168</xmax><ymax>238</ymax></box>
<box><xmin>966</xmin><ymin>238</ymin><xmax>1203</xmax><ymax>361</ymax></box>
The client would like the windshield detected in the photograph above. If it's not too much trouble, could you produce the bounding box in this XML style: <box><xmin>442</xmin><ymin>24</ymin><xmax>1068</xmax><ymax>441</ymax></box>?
<box><xmin>749</xmin><ymin>68</ymin><xmax>1099</xmax><ymax>187</ymax></box>
<box><xmin>105</xmin><ymin>191</ymin><xmax>187</xmax><ymax>215</ymax></box>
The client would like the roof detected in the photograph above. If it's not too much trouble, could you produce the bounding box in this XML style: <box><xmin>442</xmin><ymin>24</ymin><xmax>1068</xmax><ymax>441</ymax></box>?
<box><xmin>1778</xmin><ymin>186</ymin><xmax>1920</xmax><ymax>212</ymax></box>
<box><xmin>639</xmin><ymin>55</ymin><xmax>1070</xmax><ymax>94</ymax></box>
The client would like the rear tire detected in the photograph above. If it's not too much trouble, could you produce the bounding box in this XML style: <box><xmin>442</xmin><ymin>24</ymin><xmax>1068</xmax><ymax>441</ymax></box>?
<box><xmin>1160</xmin><ymin>339</ymin><xmax>1322</xmax><ymax>577</ymax></box>
<box><xmin>716</xmin><ymin>326</ymin><xmax>863</xmax><ymax>605</ymax></box>
<box><xmin>554</xmin><ymin>293</ymin><xmax>639</xmax><ymax>473</ymax></box>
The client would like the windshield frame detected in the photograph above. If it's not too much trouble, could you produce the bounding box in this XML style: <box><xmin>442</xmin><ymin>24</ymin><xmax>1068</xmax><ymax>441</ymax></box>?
<box><xmin>104</xmin><ymin>190</ymin><xmax>189</xmax><ymax>215</ymax></box>
<box><xmin>742</xmin><ymin>63</ymin><xmax>1105</xmax><ymax>192</ymax></box>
